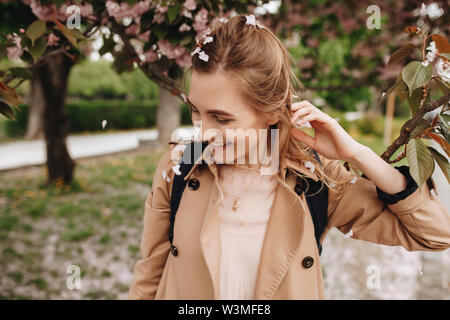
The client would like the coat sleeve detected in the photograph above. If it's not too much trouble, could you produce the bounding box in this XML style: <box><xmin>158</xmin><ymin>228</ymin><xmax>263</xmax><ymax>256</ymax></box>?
<box><xmin>128</xmin><ymin>149</ymin><xmax>175</xmax><ymax>299</ymax></box>
<box><xmin>321</xmin><ymin>155</ymin><xmax>450</xmax><ymax>251</ymax></box>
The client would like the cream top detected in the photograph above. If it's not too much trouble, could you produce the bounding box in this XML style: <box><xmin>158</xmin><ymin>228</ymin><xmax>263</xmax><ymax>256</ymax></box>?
<box><xmin>217</xmin><ymin>164</ymin><xmax>278</xmax><ymax>300</ymax></box>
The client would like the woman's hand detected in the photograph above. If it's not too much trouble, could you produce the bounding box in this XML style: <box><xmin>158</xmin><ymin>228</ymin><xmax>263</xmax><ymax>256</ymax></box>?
<box><xmin>290</xmin><ymin>100</ymin><xmax>366</xmax><ymax>163</ymax></box>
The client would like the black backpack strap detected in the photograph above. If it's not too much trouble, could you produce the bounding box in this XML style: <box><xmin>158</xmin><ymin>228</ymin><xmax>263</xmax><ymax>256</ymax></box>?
<box><xmin>294</xmin><ymin>149</ymin><xmax>328</xmax><ymax>255</ymax></box>
<box><xmin>169</xmin><ymin>140</ymin><xmax>208</xmax><ymax>256</ymax></box>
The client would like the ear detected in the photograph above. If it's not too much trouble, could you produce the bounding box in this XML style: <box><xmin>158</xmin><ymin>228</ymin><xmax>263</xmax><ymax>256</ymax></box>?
<box><xmin>266</xmin><ymin>117</ymin><xmax>278</xmax><ymax>126</ymax></box>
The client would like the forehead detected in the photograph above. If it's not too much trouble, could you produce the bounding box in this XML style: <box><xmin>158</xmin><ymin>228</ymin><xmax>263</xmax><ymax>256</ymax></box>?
<box><xmin>188</xmin><ymin>71</ymin><xmax>244</xmax><ymax>109</ymax></box>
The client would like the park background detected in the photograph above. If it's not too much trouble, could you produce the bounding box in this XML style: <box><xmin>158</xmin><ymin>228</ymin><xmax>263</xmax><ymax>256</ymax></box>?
<box><xmin>0</xmin><ymin>0</ymin><xmax>449</xmax><ymax>299</ymax></box>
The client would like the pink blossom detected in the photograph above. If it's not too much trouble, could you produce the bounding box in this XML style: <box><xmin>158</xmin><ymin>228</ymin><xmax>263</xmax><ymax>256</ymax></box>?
<box><xmin>179</xmin><ymin>23</ymin><xmax>191</xmax><ymax>32</ymax></box>
<box><xmin>7</xmin><ymin>46</ymin><xmax>23</xmax><ymax>60</ymax></box>
<box><xmin>157</xmin><ymin>39</ymin><xmax>186</xmax><ymax>60</ymax></box>
<box><xmin>143</xmin><ymin>50</ymin><xmax>159</xmax><ymax>62</ymax></box>
<box><xmin>182</xmin><ymin>9</ymin><xmax>193</xmax><ymax>19</ymax></box>
<box><xmin>80</xmin><ymin>2</ymin><xmax>94</xmax><ymax>18</ymax></box>
<box><xmin>125</xmin><ymin>24</ymin><xmax>140</xmax><ymax>35</ymax></box>
<box><xmin>7</xmin><ymin>36</ymin><xmax>23</xmax><ymax>59</ymax></box>
<box><xmin>176</xmin><ymin>52</ymin><xmax>192</xmax><ymax>67</ymax></box>
<box><xmin>47</xmin><ymin>33</ymin><xmax>60</xmax><ymax>46</ymax></box>
<box><xmin>193</xmin><ymin>8</ymin><xmax>209</xmax><ymax>33</ymax></box>
<box><xmin>155</xmin><ymin>4</ymin><xmax>168</xmax><ymax>13</ymax></box>
<box><xmin>183</xmin><ymin>0</ymin><xmax>197</xmax><ymax>11</ymax></box>
<box><xmin>138</xmin><ymin>30</ymin><xmax>151</xmax><ymax>42</ymax></box>
<box><xmin>27</xmin><ymin>0</ymin><xmax>58</xmax><ymax>21</ymax></box>
<box><xmin>131</xmin><ymin>0</ymin><xmax>151</xmax><ymax>17</ymax></box>
<box><xmin>19</xmin><ymin>28</ymin><xmax>25</xmax><ymax>34</ymax></box>
<box><xmin>106</xmin><ymin>0</ymin><xmax>133</xmax><ymax>20</ymax></box>
<box><xmin>153</xmin><ymin>12</ymin><xmax>166</xmax><ymax>24</ymax></box>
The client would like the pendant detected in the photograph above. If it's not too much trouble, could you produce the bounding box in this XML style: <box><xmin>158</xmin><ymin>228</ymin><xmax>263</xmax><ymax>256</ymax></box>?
<box><xmin>232</xmin><ymin>198</ymin><xmax>240</xmax><ymax>211</ymax></box>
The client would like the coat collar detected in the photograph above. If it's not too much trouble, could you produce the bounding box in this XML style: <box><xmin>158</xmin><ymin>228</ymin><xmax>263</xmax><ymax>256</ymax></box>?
<box><xmin>188</xmin><ymin>142</ymin><xmax>317</xmax><ymax>299</ymax></box>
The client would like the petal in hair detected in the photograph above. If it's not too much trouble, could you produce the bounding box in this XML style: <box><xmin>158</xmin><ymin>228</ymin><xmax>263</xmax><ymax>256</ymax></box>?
<box><xmin>304</xmin><ymin>160</ymin><xmax>315</xmax><ymax>173</ymax></box>
<box><xmin>198</xmin><ymin>51</ymin><xmax>209</xmax><ymax>62</ymax></box>
<box><xmin>203</xmin><ymin>36</ymin><xmax>213</xmax><ymax>45</ymax></box>
<box><xmin>191</xmin><ymin>47</ymin><xmax>201</xmax><ymax>56</ymax></box>
<box><xmin>245</xmin><ymin>14</ymin><xmax>256</xmax><ymax>26</ymax></box>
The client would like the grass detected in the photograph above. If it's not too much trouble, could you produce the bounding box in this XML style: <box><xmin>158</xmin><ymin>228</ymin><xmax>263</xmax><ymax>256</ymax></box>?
<box><xmin>0</xmin><ymin>147</ymin><xmax>164</xmax><ymax>299</ymax></box>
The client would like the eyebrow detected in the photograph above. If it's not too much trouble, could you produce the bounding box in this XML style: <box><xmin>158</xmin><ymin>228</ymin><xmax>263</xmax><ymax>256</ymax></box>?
<box><xmin>187</xmin><ymin>96</ymin><xmax>235</xmax><ymax>117</ymax></box>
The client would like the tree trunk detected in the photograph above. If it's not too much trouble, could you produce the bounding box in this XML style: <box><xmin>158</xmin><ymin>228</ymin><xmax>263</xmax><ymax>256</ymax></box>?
<box><xmin>24</xmin><ymin>73</ymin><xmax>45</xmax><ymax>140</ymax></box>
<box><xmin>37</xmin><ymin>52</ymin><xmax>75</xmax><ymax>184</ymax></box>
<box><xmin>156</xmin><ymin>85</ymin><xmax>181</xmax><ymax>146</ymax></box>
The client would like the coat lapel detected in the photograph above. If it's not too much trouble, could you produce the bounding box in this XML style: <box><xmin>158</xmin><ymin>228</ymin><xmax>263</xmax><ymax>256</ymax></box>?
<box><xmin>252</xmin><ymin>166</ymin><xmax>308</xmax><ymax>299</ymax></box>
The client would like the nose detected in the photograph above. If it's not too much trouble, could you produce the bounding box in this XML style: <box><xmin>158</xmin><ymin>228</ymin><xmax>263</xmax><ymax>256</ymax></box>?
<box><xmin>196</xmin><ymin>120</ymin><xmax>224</xmax><ymax>144</ymax></box>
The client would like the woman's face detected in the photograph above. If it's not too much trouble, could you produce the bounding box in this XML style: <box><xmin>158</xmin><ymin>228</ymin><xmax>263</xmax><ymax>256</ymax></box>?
<box><xmin>187</xmin><ymin>70</ymin><xmax>276</xmax><ymax>167</ymax></box>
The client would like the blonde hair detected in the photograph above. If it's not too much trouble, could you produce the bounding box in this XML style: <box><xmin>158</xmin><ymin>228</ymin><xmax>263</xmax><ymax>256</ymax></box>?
<box><xmin>182</xmin><ymin>14</ymin><xmax>352</xmax><ymax>194</ymax></box>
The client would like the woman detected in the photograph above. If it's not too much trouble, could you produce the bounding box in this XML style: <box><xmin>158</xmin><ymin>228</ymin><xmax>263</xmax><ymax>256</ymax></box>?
<box><xmin>128</xmin><ymin>14</ymin><xmax>450</xmax><ymax>300</ymax></box>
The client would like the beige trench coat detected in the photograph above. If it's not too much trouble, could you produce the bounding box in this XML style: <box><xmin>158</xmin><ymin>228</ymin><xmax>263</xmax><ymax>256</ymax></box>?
<box><xmin>128</xmin><ymin>141</ymin><xmax>450</xmax><ymax>300</ymax></box>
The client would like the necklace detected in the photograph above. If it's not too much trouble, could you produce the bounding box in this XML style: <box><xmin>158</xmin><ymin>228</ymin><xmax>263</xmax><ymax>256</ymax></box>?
<box><xmin>222</xmin><ymin>165</ymin><xmax>257</xmax><ymax>212</ymax></box>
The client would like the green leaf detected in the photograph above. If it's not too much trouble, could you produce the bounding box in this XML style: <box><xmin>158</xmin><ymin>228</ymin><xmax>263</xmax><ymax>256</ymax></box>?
<box><xmin>402</xmin><ymin>61</ymin><xmax>432</xmax><ymax>97</ymax></box>
<box><xmin>179</xmin><ymin>33</ymin><xmax>193</xmax><ymax>46</ymax></box>
<box><xmin>410</xmin><ymin>119</ymin><xmax>430</xmax><ymax>138</ymax></box>
<box><xmin>439</xmin><ymin>113</ymin><xmax>450</xmax><ymax>141</ymax></box>
<box><xmin>405</xmin><ymin>87</ymin><xmax>426</xmax><ymax>116</ymax></box>
<box><xmin>0</xmin><ymin>101</ymin><xmax>15</xmax><ymax>120</ymax></box>
<box><xmin>26</xmin><ymin>20</ymin><xmax>46</xmax><ymax>46</ymax></box>
<box><xmin>427</xmin><ymin>146</ymin><xmax>450</xmax><ymax>183</ymax></box>
<box><xmin>153</xmin><ymin>24</ymin><xmax>168</xmax><ymax>39</ymax></box>
<box><xmin>27</xmin><ymin>36</ymin><xmax>47</xmax><ymax>60</ymax></box>
<box><xmin>434</xmin><ymin>77</ymin><xmax>450</xmax><ymax>95</ymax></box>
<box><xmin>167</xmin><ymin>3</ymin><xmax>181</xmax><ymax>23</ymax></box>
<box><xmin>407</xmin><ymin>138</ymin><xmax>435</xmax><ymax>187</ymax></box>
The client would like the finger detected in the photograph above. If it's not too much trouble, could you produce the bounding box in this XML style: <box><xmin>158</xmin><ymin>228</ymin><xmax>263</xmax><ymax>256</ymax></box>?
<box><xmin>291</xmin><ymin>106</ymin><xmax>315</xmax><ymax>124</ymax></box>
<box><xmin>295</xmin><ymin>113</ymin><xmax>328</xmax><ymax>128</ymax></box>
<box><xmin>291</xmin><ymin>100</ymin><xmax>315</xmax><ymax>112</ymax></box>
<box><xmin>290</xmin><ymin>127</ymin><xmax>315</xmax><ymax>148</ymax></box>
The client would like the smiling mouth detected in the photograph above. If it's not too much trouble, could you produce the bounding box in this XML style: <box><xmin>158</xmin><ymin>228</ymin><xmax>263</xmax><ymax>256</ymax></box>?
<box><xmin>210</xmin><ymin>141</ymin><xmax>233</xmax><ymax>149</ymax></box>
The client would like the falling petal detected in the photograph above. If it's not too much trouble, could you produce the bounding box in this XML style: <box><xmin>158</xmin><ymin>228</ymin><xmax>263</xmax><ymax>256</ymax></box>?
<box><xmin>304</xmin><ymin>160</ymin><xmax>315</xmax><ymax>173</ymax></box>
<box><xmin>199</xmin><ymin>51</ymin><xmax>209</xmax><ymax>62</ymax></box>
<box><xmin>162</xmin><ymin>169</ymin><xmax>171</xmax><ymax>183</ymax></box>
<box><xmin>102</xmin><ymin>120</ymin><xmax>107</xmax><ymax>129</ymax></box>
<box><xmin>172</xmin><ymin>164</ymin><xmax>182</xmax><ymax>175</ymax></box>
<box><xmin>181</xmin><ymin>93</ymin><xmax>187</xmax><ymax>102</ymax></box>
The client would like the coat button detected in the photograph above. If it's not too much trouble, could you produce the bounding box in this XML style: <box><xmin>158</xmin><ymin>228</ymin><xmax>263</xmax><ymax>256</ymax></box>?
<box><xmin>302</xmin><ymin>256</ymin><xmax>314</xmax><ymax>268</ymax></box>
<box><xmin>170</xmin><ymin>244</ymin><xmax>178</xmax><ymax>256</ymax></box>
<box><xmin>187</xmin><ymin>178</ymin><xmax>200</xmax><ymax>190</ymax></box>
<box><xmin>294</xmin><ymin>183</ymin><xmax>303</xmax><ymax>195</ymax></box>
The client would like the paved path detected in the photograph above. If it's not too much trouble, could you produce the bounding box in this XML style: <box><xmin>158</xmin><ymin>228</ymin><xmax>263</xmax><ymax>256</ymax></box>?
<box><xmin>0</xmin><ymin>127</ymin><xmax>196</xmax><ymax>171</ymax></box>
